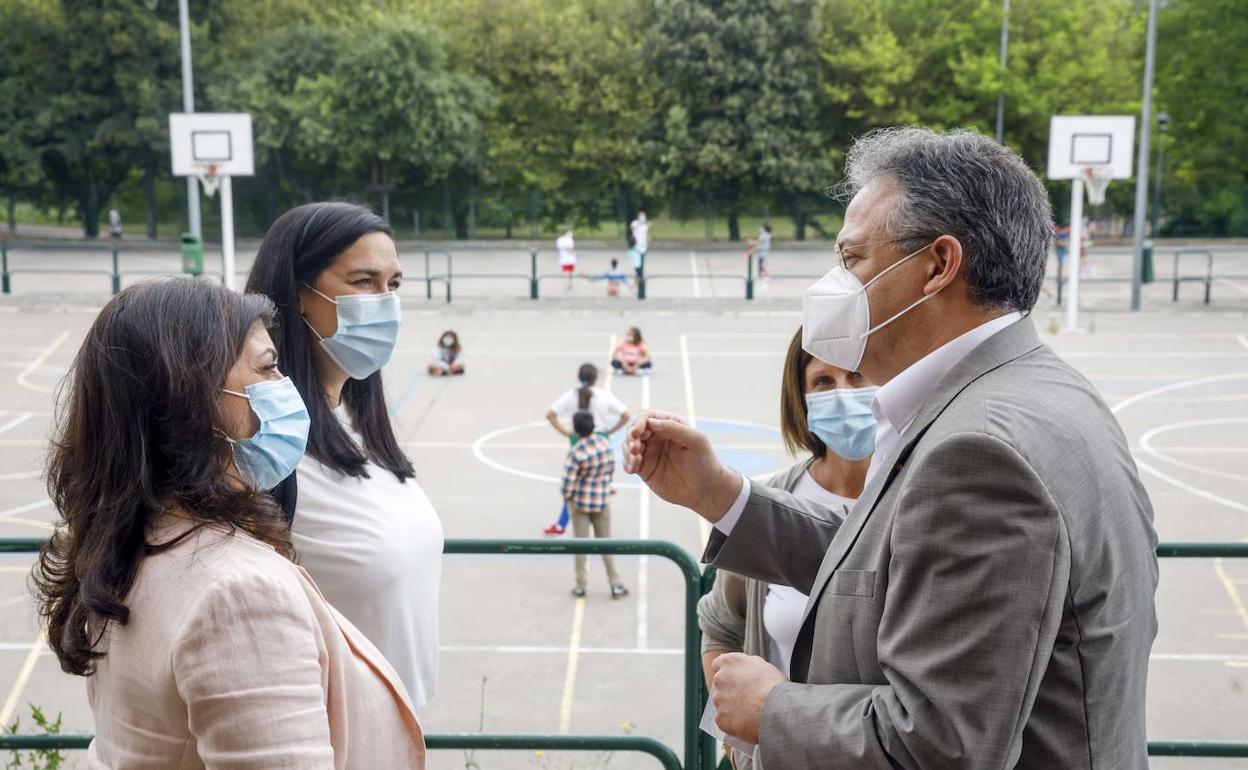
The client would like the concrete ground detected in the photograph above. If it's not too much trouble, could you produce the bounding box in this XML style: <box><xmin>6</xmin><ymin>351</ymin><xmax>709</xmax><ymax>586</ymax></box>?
<box><xmin>0</xmin><ymin>242</ymin><xmax>1246</xmax><ymax>768</ymax></box>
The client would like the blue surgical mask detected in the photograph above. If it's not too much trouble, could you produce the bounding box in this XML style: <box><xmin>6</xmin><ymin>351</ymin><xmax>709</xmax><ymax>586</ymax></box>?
<box><xmin>805</xmin><ymin>386</ymin><xmax>879</xmax><ymax>461</ymax></box>
<box><xmin>302</xmin><ymin>284</ymin><xmax>401</xmax><ymax>380</ymax></box>
<box><xmin>221</xmin><ymin>377</ymin><xmax>310</xmax><ymax>490</ymax></box>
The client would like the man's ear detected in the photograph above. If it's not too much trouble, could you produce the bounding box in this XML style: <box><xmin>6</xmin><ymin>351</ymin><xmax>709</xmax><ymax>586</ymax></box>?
<box><xmin>925</xmin><ymin>235</ymin><xmax>963</xmax><ymax>295</ymax></box>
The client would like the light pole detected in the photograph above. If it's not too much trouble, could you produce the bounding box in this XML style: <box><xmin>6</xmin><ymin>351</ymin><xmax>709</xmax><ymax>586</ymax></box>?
<box><xmin>1152</xmin><ymin>111</ymin><xmax>1168</xmax><ymax>238</ymax></box>
<box><xmin>995</xmin><ymin>0</ymin><xmax>1010</xmax><ymax>144</ymax></box>
<box><xmin>1129</xmin><ymin>0</ymin><xmax>1160</xmax><ymax>311</ymax></box>
<box><xmin>178</xmin><ymin>0</ymin><xmax>202</xmax><ymax>239</ymax></box>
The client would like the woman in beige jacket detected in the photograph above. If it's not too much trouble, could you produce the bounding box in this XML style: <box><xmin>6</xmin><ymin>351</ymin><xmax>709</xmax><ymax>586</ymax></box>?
<box><xmin>697</xmin><ymin>329</ymin><xmax>875</xmax><ymax>770</ymax></box>
<box><xmin>33</xmin><ymin>278</ymin><xmax>424</xmax><ymax>769</ymax></box>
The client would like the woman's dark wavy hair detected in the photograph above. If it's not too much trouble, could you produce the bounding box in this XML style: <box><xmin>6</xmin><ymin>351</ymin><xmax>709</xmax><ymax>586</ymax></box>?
<box><xmin>33</xmin><ymin>278</ymin><xmax>293</xmax><ymax>677</ymax></box>
<box><xmin>246</xmin><ymin>202</ymin><xmax>414</xmax><ymax>482</ymax></box>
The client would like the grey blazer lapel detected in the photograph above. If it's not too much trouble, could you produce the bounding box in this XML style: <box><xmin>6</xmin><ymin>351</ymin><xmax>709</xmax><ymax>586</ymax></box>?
<box><xmin>790</xmin><ymin>317</ymin><xmax>1045</xmax><ymax>679</ymax></box>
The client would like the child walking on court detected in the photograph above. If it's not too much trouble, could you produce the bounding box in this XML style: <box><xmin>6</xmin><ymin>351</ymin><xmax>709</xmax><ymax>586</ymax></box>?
<box><xmin>562</xmin><ymin>411</ymin><xmax>628</xmax><ymax>599</ymax></box>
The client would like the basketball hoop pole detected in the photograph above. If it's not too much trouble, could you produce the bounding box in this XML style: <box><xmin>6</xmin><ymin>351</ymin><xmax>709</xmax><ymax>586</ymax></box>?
<box><xmin>1066</xmin><ymin>176</ymin><xmax>1085</xmax><ymax>332</ymax></box>
<box><xmin>177</xmin><ymin>0</ymin><xmax>201</xmax><ymax>239</ymax></box>
<box><xmin>219</xmin><ymin>176</ymin><xmax>236</xmax><ymax>290</ymax></box>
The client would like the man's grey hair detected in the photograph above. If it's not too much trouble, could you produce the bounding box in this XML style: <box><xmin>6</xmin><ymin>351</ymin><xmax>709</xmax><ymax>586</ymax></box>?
<box><xmin>835</xmin><ymin>127</ymin><xmax>1053</xmax><ymax>312</ymax></box>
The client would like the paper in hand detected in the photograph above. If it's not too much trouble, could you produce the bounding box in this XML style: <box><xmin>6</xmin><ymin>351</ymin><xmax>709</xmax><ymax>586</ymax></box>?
<box><xmin>700</xmin><ymin>692</ymin><xmax>758</xmax><ymax>758</ymax></box>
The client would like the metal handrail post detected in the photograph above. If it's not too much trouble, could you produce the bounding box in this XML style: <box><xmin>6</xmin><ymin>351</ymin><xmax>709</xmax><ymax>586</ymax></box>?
<box><xmin>745</xmin><ymin>253</ymin><xmax>754</xmax><ymax>300</ymax></box>
<box><xmin>1</xmin><ymin>241</ymin><xmax>10</xmax><ymax>293</ymax></box>
<box><xmin>530</xmin><ymin>248</ymin><xmax>539</xmax><ymax>300</ymax></box>
<box><xmin>110</xmin><ymin>245</ymin><xmax>121</xmax><ymax>294</ymax></box>
<box><xmin>638</xmin><ymin>251</ymin><xmax>647</xmax><ymax>300</ymax></box>
<box><xmin>424</xmin><ymin>250</ymin><xmax>433</xmax><ymax>300</ymax></box>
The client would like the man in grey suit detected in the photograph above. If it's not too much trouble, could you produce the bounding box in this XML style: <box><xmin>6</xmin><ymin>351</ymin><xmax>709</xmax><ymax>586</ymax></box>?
<box><xmin>624</xmin><ymin>127</ymin><xmax>1158</xmax><ymax>769</ymax></box>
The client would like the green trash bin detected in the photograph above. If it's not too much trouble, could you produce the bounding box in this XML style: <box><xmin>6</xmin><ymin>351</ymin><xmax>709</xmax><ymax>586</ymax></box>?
<box><xmin>1141</xmin><ymin>239</ymin><xmax>1155</xmax><ymax>284</ymax></box>
<box><xmin>180</xmin><ymin>233</ymin><xmax>204</xmax><ymax>276</ymax></box>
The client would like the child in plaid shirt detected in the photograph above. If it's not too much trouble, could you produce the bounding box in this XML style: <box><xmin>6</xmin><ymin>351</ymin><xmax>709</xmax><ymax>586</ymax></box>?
<box><xmin>562</xmin><ymin>411</ymin><xmax>629</xmax><ymax>599</ymax></box>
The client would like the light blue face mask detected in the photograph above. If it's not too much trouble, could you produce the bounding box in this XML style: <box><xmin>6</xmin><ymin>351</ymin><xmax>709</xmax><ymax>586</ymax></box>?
<box><xmin>302</xmin><ymin>284</ymin><xmax>401</xmax><ymax>380</ymax></box>
<box><xmin>805</xmin><ymin>386</ymin><xmax>879</xmax><ymax>461</ymax></box>
<box><xmin>221</xmin><ymin>377</ymin><xmax>310</xmax><ymax>490</ymax></box>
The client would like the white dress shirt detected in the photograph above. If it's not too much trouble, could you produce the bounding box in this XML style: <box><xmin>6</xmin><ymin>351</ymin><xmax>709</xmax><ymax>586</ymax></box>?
<box><xmin>715</xmin><ymin>311</ymin><xmax>1023</xmax><ymax>536</ymax></box>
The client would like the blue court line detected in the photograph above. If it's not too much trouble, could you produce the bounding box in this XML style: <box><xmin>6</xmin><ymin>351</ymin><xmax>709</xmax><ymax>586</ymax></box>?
<box><xmin>389</xmin><ymin>374</ymin><xmax>423</xmax><ymax>417</ymax></box>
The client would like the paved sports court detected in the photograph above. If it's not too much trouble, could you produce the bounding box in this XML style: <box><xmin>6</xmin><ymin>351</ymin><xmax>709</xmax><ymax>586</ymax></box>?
<box><xmin>1</xmin><ymin>241</ymin><xmax>1246</xmax><ymax>768</ymax></box>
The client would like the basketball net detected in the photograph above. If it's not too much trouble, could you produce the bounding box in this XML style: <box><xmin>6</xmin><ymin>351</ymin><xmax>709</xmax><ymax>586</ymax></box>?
<box><xmin>196</xmin><ymin>163</ymin><xmax>221</xmax><ymax>198</ymax></box>
<box><xmin>1082</xmin><ymin>165</ymin><xmax>1112</xmax><ymax>206</ymax></box>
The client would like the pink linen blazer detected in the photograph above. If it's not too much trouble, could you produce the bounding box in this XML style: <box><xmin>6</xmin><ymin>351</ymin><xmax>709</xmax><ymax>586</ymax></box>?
<box><xmin>84</xmin><ymin>515</ymin><xmax>425</xmax><ymax>769</ymax></box>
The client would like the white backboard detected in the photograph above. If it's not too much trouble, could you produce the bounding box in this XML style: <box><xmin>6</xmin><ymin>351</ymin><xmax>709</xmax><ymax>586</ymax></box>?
<box><xmin>1047</xmin><ymin>115</ymin><xmax>1135</xmax><ymax>180</ymax></box>
<box><xmin>169</xmin><ymin>113</ymin><xmax>254</xmax><ymax>177</ymax></box>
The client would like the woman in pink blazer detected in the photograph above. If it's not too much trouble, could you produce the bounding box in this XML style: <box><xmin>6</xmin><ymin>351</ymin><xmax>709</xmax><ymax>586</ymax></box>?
<box><xmin>33</xmin><ymin>278</ymin><xmax>425</xmax><ymax>769</ymax></box>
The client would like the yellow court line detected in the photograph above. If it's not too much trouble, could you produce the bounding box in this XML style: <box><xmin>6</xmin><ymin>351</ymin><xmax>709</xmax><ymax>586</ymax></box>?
<box><xmin>0</xmin><ymin>630</ymin><xmax>46</xmax><ymax>726</ymax></box>
<box><xmin>554</xmin><ymin>332</ymin><xmax>618</xmax><ymax>734</ymax></box>
<box><xmin>16</xmin><ymin>331</ymin><xmax>70</xmax><ymax>394</ymax></box>
<box><xmin>557</xmin><ymin>597</ymin><xmax>586</xmax><ymax>734</ymax></box>
<box><xmin>1214</xmin><ymin>558</ymin><xmax>1248</xmax><ymax>635</ymax></box>
<box><xmin>680</xmin><ymin>334</ymin><xmax>712</xmax><ymax>547</ymax></box>
<box><xmin>1238</xmin><ymin>334</ymin><xmax>1248</xmax><ymax>352</ymax></box>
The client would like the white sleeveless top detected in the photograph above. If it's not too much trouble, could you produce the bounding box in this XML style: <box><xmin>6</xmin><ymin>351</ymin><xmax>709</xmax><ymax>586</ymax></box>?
<box><xmin>292</xmin><ymin>405</ymin><xmax>444</xmax><ymax>710</ymax></box>
<box><xmin>763</xmin><ymin>471</ymin><xmax>855</xmax><ymax>677</ymax></box>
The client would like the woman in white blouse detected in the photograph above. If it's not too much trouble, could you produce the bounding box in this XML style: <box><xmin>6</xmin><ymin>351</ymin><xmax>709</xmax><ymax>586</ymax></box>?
<box><xmin>247</xmin><ymin>202</ymin><xmax>443</xmax><ymax>710</ymax></box>
<box><xmin>697</xmin><ymin>327</ymin><xmax>876</xmax><ymax>770</ymax></box>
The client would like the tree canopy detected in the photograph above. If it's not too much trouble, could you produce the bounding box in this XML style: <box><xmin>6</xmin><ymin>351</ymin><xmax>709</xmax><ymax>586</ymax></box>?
<box><xmin>0</xmin><ymin>0</ymin><xmax>1243</xmax><ymax>238</ymax></box>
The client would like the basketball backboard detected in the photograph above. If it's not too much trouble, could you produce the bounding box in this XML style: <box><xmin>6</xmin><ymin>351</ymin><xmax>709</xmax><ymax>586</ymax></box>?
<box><xmin>169</xmin><ymin>113</ymin><xmax>254</xmax><ymax>178</ymax></box>
<box><xmin>1047</xmin><ymin>115</ymin><xmax>1135</xmax><ymax>180</ymax></box>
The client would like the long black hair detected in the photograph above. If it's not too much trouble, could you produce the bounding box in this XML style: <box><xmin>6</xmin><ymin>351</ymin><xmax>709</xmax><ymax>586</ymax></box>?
<box><xmin>246</xmin><ymin>202</ymin><xmax>414</xmax><ymax>482</ymax></box>
<box><xmin>35</xmin><ymin>278</ymin><xmax>292</xmax><ymax>676</ymax></box>
<box><xmin>577</xmin><ymin>363</ymin><xmax>598</xmax><ymax>410</ymax></box>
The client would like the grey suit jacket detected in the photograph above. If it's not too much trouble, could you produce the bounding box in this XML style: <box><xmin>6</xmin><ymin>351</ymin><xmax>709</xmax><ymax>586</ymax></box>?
<box><xmin>705</xmin><ymin>318</ymin><xmax>1159</xmax><ymax>770</ymax></box>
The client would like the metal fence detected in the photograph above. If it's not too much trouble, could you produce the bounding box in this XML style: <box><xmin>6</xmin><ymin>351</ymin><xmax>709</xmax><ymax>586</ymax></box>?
<box><xmin>1</xmin><ymin>539</ymin><xmax>1247</xmax><ymax>763</ymax></box>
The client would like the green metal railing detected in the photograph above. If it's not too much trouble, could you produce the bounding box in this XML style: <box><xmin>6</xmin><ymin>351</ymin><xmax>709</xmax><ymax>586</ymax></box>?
<box><xmin>0</xmin><ymin>537</ymin><xmax>714</xmax><ymax>769</ymax></box>
<box><xmin>2</xmin><ymin>538</ymin><xmax>1247</xmax><ymax>762</ymax></box>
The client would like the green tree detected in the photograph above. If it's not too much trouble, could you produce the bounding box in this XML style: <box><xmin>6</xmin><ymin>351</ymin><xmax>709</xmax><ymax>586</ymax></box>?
<box><xmin>0</xmin><ymin>0</ymin><xmax>58</xmax><ymax>233</ymax></box>
<box><xmin>430</xmin><ymin>0</ymin><xmax>652</xmax><ymax>234</ymax></box>
<box><xmin>645</xmin><ymin>0</ymin><xmax>832</xmax><ymax>241</ymax></box>
<box><xmin>39</xmin><ymin>1</ymin><xmax>181</xmax><ymax>238</ymax></box>
<box><xmin>1156</xmin><ymin>0</ymin><xmax>1248</xmax><ymax>235</ymax></box>
<box><xmin>303</xmin><ymin>22</ymin><xmax>492</xmax><ymax>228</ymax></box>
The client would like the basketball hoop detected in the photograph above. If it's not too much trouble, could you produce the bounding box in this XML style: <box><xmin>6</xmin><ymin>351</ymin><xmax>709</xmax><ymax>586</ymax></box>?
<box><xmin>195</xmin><ymin>163</ymin><xmax>221</xmax><ymax>198</ymax></box>
<box><xmin>1082</xmin><ymin>165</ymin><xmax>1113</xmax><ymax>206</ymax></box>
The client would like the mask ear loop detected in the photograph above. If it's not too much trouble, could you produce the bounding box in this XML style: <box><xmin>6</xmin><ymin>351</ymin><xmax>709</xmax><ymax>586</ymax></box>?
<box><xmin>299</xmin><ymin>283</ymin><xmax>336</xmax><ymax>341</ymax></box>
<box><xmin>857</xmin><ymin>242</ymin><xmax>938</xmax><ymax>338</ymax></box>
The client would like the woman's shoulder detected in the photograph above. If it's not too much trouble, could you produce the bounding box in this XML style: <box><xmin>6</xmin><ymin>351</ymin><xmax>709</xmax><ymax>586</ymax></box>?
<box><xmin>760</xmin><ymin>459</ymin><xmax>814</xmax><ymax>492</ymax></box>
<box><xmin>145</xmin><ymin>516</ymin><xmax>299</xmax><ymax>586</ymax></box>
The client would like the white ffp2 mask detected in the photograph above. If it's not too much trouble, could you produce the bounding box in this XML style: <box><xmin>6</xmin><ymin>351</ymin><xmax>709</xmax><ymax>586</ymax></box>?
<box><xmin>802</xmin><ymin>243</ymin><xmax>936</xmax><ymax>371</ymax></box>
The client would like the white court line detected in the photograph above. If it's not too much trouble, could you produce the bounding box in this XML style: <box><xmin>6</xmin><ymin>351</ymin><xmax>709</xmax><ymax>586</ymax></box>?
<box><xmin>0</xmin><ymin>471</ymin><xmax>40</xmax><ymax>481</ymax></box>
<box><xmin>1239</xmin><ymin>334</ymin><xmax>1248</xmax><ymax>351</ymax></box>
<box><xmin>0</xmin><ymin>413</ymin><xmax>32</xmax><ymax>437</ymax></box>
<box><xmin>1139</xmin><ymin>418</ymin><xmax>1248</xmax><ymax>484</ymax></box>
<box><xmin>16</xmin><ymin>330</ymin><xmax>70</xmax><ymax>394</ymax></box>
<box><xmin>1218</xmin><ymin>278</ymin><xmax>1248</xmax><ymax>297</ymax></box>
<box><xmin>689</xmin><ymin>251</ymin><xmax>701</xmax><ymax>298</ymax></box>
<box><xmin>0</xmin><ymin>499</ymin><xmax>52</xmax><ymax>522</ymax></box>
<box><xmin>1110</xmin><ymin>372</ymin><xmax>1248</xmax><ymax>515</ymax></box>
<box><xmin>0</xmin><ymin>630</ymin><xmax>45</xmax><ymax>726</ymax></box>
<box><xmin>680</xmin><ymin>334</ymin><xmax>712</xmax><ymax>546</ymax></box>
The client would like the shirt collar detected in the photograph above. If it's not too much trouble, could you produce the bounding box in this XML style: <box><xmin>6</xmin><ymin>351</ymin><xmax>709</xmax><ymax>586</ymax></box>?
<box><xmin>873</xmin><ymin>311</ymin><xmax>1022</xmax><ymax>433</ymax></box>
